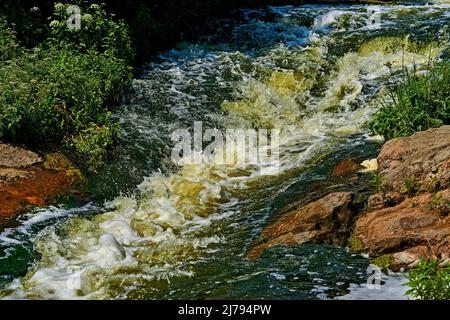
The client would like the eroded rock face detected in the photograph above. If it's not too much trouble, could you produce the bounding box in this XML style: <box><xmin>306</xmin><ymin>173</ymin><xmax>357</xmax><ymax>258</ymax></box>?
<box><xmin>378</xmin><ymin>125</ymin><xmax>450</xmax><ymax>192</ymax></box>
<box><xmin>355</xmin><ymin>126</ymin><xmax>450</xmax><ymax>269</ymax></box>
<box><xmin>0</xmin><ymin>144</ymin><xmax>43</xmax><ymax>168</ymax></box>
<box><xmin>247</xmin><ymin>192</ymin><xmax>355</xmax><ymax>260</ymax></box>
<box><xmin>355</xmin><ymin>190</ymin><xmax>450</xmax><ymax>270</ymax></box>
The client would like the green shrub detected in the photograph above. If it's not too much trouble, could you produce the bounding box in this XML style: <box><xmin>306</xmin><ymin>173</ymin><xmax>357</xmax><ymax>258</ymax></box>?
<box><xmin>404</xmin><ymin>176</ymin><xmax>421</xmax><ymax>197</ymax></box>
<box><xmin>0</xmin><ymin>47</ymin><xmax>129</xmax><ymax>143</ymax></box>
<box><xmin>407</xmin><ymin>259</ymin><xmax>450</xmax><ymax>300</ymax></box>
<box><xmin>47</xmin><ymin>2</ymin><xmax>135</xmax><ymax>64</ymax></box>
<box><xmin>0</xmin><ymin>19</ymin><xmax>21</xmax><ymax>61</ymax></box>
<box><xmin>371</xmin><ymin>171</ymin><xmax>385</xmax><ymax>195</ymax></box>
<box><xmin>0</xmin><ymin>7</ymin><xmax>131</xmax><ymax>171</ymax></box>
<box><xmin>370</xmin><ymin>60</ymin><xmax>450</xmax><ymax>140</ymax></box>
<box><xmin>67</xmin><ymin>123</ymin><xmax>120</xmax><ymax>172</ymax></box>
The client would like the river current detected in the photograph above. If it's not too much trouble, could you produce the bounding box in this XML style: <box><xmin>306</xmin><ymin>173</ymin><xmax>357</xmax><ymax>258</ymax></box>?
<box><xmin>0</xmin><ymin>2</ymin><xmax>449</xmax><ymax>299</ymax></box>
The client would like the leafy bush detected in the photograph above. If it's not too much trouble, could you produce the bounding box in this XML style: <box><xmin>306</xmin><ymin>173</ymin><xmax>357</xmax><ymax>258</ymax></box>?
<box><xmin>0</xmin><ymin>19</ymin><xmax>20</xmax><ymax>61</ymax></box>
<box><xmin>407</xmin><ymin>259</ymin><xmax>450</xmax><ymax>300</ymax></box>
<box><xmin>67</xmin><ymin>123</ymin><xmax>120</xmax><ymax>172</ymax></box>
<box><xmin>0</xmin><ymin>47</ymin><xmax>129</xmax><ymax>142</ymax></box>
<box><xmin>370</xmin><ymin>60</ymin><xmax>450</xmax><ymax>140</ymax></box>
<box><xmin>0</xmin><ymin>5</ymin><xmax>132</xmax><ymax>171</ymax></box>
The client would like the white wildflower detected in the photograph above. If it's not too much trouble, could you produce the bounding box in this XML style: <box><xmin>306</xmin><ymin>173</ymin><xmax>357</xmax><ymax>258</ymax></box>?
<box><xmin>49</xmin><ymin>20</ymin><xmax>60</xmax><ymax>28</ymax></box>
<box><xmin>54</xmin><ymin>3</ymin><xmax>64</xmax><ymax>11</ymax></box>
<box><xmin>82</xmin><ymin>14</ymin><xmax>93</xmax><ymax>22</ymax></box>
<box><xmin>30</xmin><ymin>7</ymin><xmax>40</xmax><ymax>13</ymax></box>
<box><xmin>90</xmin><ymin>4</ymin><xmax>100</xmax><ymax>10</ymax></box>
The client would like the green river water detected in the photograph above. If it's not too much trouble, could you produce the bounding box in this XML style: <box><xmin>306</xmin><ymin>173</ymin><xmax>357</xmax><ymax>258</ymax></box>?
<box><xmin>0</xmin><ymin>2</ymin><xmax>449</xmax><ymax>300</ymax></box>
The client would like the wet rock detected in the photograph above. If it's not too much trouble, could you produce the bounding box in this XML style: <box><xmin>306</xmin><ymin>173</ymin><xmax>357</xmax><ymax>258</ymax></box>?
<box><xmin>331</xmin><ymin>158</ymin><xmax>363</xmax><ymax>177</ymax></box>
<box><xmin>247</xmin><ymin>192</ymin><xmax>355</xmax><ymax>260</ymax></box>
<box><xmin>0</xmin><ymin>167</ymin><xmax>72</xmax><ymax>218</ymax></box>
<box><xmin>378</xmin><ymin>125</ymin><xmax>450</xmax><ymax>192</ymax></box>
<box><xmin>0</xmin><ymin>144</ymin><xmax>83</xmax><ymax>225</ymax></box>
<box><xmin>0</xmin><ymin>144</ymin><xmax>42</xmax><ymax>168</ymax></box>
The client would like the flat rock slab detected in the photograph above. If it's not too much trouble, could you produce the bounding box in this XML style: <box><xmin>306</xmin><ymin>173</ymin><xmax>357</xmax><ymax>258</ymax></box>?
<box><xmin>0</xmin><ymin>144</ymin><xmax>43</xmax><ymax>168</ymax></box>
<box><xmin>0</xmin><ymin>167</ymin><xmax>71</xmax><ymax>217</ymax></box>
<box><xmin>0</xmin><ymin>168</ymin><xmax>32</xmax><ymax>182</ymax></box>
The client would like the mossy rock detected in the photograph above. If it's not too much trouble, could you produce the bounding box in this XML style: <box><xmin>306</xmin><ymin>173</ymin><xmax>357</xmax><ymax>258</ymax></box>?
<box><xmin>348</xmin><ymin>233</ymin><xmax>365</xmax><ymax>252</ymax></box>
<box><xmin>65</xmin><ymin>168</ymin><xmax>85</xmax><ymax>187</ymax></box>
<box><xmin>372</xmin><ymin>254</ymin><xmax>393</xmax><ymax>271</ymax></box>
<box><xmin>43</xmin><ymin>153</ymin><xmax>74</xmax><ymax>171</ymax></box>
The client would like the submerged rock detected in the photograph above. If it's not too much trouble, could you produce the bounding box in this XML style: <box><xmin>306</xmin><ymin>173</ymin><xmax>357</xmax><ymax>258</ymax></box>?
<box><xmin>247</xmin><ymin>192</ymin><xmax>356</xmax><ymax>260</ymax></box>
<box><xmin>331</xmin><ymin>158</ymin><xmax>364</xmax><ymax>177</ymax></box>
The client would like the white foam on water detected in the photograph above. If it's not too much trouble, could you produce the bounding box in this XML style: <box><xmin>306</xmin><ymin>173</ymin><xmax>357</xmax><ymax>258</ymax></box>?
<box><xmin>336</xmin><ymin>274</ymin><xmax>412</xmax><ymax>300</ymax></box>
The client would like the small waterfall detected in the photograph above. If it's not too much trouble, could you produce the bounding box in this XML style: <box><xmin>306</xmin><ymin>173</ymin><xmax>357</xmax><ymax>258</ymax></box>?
<box><xmin>1</xmin><ymin>3</ymin><xmax>448</xmax><ymax>299</ymax></box>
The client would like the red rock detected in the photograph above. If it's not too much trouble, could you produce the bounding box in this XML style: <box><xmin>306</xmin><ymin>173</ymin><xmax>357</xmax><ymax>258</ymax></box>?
<box><xmin>355</xmin><ymin>191</ymin><xmax>450</xmax><ymax>270</ymax></box>
<box><xmin>0</xmin><ymin>167</ymin><xmax>72</xmax><ymax>218</ymax></box>
<box><xmin>378</xmin><ymin>126</ymin><xmax>450</xmax><ymax>192</ymax></box>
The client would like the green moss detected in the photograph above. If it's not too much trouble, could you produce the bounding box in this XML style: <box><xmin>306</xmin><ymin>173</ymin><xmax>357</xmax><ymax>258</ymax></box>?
<box><xmin>372</xmin><ymin>254</ymin><xmax>393</xmax><ymax>271</ymax></box>
<box><xmin>43</xmin><ymin>153</ymin><xmax>73</xmax><ymax>171</ymax></box>
<box><xmin>348</xmin><ymin>233</ymin><xmax>365</xmax><ymax>252</ymax></box>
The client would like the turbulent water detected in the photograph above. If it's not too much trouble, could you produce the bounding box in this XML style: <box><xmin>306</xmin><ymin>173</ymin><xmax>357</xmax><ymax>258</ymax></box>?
<box><xmin>0</xmin><ymin>3</ymin><xmax>449</xmax><ymax>299</ymax></box>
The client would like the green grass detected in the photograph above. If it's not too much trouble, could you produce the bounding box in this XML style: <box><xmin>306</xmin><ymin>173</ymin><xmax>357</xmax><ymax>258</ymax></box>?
<box><xmin>370</xmin><ymin>60</ymin><xmax>450</xmax><ymax>140</ymax></box>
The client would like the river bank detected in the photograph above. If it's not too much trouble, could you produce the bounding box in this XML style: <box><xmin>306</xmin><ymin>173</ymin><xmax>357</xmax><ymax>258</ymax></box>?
<box><xmin>248</xmin><ymin>126</ymin><xmax>450</xmax><ymax>272</ymax></box>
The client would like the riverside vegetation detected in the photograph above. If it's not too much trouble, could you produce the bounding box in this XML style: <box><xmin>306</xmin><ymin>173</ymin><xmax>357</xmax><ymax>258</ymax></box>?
<box><xmin>369</xmin><ymin>55</ymin><xmax>449</xmax><ymax>300</ymax></box>
<box><xmin>0</xmin><ymin>4</ymin><xmax>133</xmax><ymax>172</ymax></box>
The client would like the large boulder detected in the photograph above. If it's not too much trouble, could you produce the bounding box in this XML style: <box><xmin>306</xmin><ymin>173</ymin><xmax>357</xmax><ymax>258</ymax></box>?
<box><xmin>355</xmin><ymin>190</ymin><xmax>450</xmax><ymax>270</ymax></box>
<box><xmin>378</xmin><ymin>125</ymin><xmax>450</xmax><ymax>192</ymax></box>
<box><xmin>247</xmin><ymin>192</ymin><xmax>355</xmax><ymax>260</ymax></box>
<box><xmin>354</xmin><ymin>126</ymin><xmax>450</xmax><ymax>269</ymax></box>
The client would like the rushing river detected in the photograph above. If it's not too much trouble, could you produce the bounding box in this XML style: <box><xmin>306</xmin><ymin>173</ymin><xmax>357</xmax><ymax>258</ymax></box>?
<box><xmin>0</xmin><ymin>3</ymin><xmax>449</xmax><ymax>300</ymax></box>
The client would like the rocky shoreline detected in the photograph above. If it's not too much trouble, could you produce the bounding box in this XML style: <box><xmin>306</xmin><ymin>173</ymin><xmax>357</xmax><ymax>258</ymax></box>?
<box><xmin>0</xmin><ymin>144</ymin><xmax>83</xmax><ymax>229</ymax></box>
<box><xmin>248</xmin><ymin>126</ymin><xmax>450</xmax><ymax>271</ymax></box>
